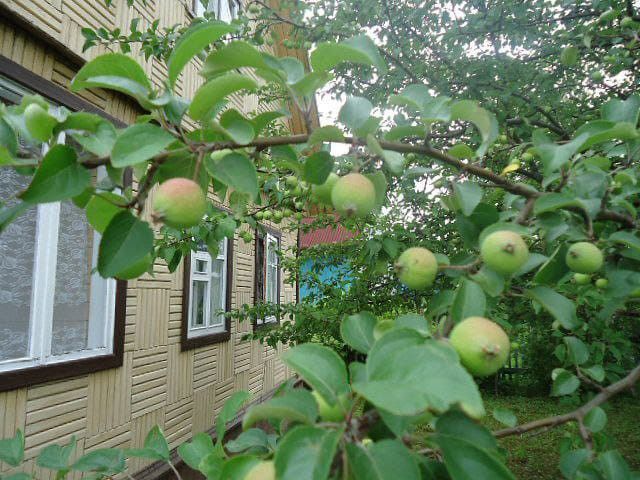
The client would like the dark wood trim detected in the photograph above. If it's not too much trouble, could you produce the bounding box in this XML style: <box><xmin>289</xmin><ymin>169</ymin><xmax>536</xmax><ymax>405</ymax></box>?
<box><xmin>253</xmin><ymin>227</ymin><xmax>282</xmax><ymax>329</ymax></box>
<box><xmin>180</xmin><ymin>237</ymin><xmax>234</xmax><ymax>351</ymax></box>
<box><xmin>0</xmin><ymin>55</ymin><xmax>126</xmax><ymax>128</ymax></box>
<box><xmin>0</xmin><ymin>279</ymin><xmax>127</xmax><ymax>393</ymax></box>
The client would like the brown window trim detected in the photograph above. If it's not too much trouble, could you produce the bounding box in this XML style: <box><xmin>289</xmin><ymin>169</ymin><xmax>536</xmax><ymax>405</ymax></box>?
<box><xmin>181</xmin><ymin>238</ymin><xmax>234</xmax><ymax>351</ymax></box>
<box><xmin>253</xmin><ymin>226</ymin><xmax>282</xmax><ymax>329</ymax></box>
<box><xmin>0</xmin><ymin>59</ymin><xmax>130</xmax><ymax>391</ymax></box>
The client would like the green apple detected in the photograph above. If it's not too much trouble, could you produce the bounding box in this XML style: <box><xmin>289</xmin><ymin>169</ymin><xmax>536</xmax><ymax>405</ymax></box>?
<box><xmin>152</xmin><ymin>178</ymin><xmax>207</xmax><ymax>229</ymax></box>
<box><xmin>331</xmin><ymin>173</ymin><xmax>376</xmax><ymax>218</ymax></box>
<box><xmin>394</xmin><ymin>247</ymin><xmax>438</xmax><ymax>290</ymax></box>
<box><xmin>449</xmin><ymin>316</ymin><xmax>510</xmax><ymax>377</ymax></box>
<box><xmin>560</xmin><ymin>46</ymin><xmax>579</xmax><ymax>66</ymax></box>
<box><xmin>480</xmin><ymin>230</ymin><xmax>529</xmax><ymax>275</ymax></box>
<box><xmin>595</xmin><ymin>278</ymin><xmax>608</xmax><ymax>289</ymax></box>
<box><xmin>573</xmin><ymin>273</ymin><xmax>591</xmax><ymax>285</ymax></box>
<box><xmin>285</xmin><ymin>175</ymin><xmax>298</xmax><ymax>188</ymax></box>
<box><xmin>566</xmin><ymin>242</ymin><xmax>603</xmax><ymax>274</ymax></box>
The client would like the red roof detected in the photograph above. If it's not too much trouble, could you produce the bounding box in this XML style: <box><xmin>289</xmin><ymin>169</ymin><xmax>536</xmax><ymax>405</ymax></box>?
<box><xmin>299</xmin><ymin>216</ymin><xmax>357</xmax><ymax>248</ymax></box>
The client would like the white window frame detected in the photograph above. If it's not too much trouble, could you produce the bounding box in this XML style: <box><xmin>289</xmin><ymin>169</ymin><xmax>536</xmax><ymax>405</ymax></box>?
<box><xmin>257</xmin><ymin>233</ymin><xmax>280</xmax><ymax>325</ymax></box>
<box><xmin>0</xmin><ymin>134</ymin><xmax>117</xmax><ymax>373</ymax></box>
<box><xmin>187</xmin><ymin>239</ymin><xmax>229</xmax><ymax>338</ymax></box>
<box><xmin>193</xmin><ymin>0</ymin><xmax>241</xmax><ymax>21</ymax></box>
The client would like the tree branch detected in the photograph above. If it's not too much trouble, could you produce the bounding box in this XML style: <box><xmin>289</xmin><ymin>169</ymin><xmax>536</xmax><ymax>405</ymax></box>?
<box><xmin>494</xmin><ymin>363</ymin><xmax>640</xmax><ymax>438</ymax></box>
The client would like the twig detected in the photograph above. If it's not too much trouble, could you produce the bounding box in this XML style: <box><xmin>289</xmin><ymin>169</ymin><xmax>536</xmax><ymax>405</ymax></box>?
<box><xmin>494</xmin><ymin>363</ymin><xmax>640</xmax><ymax>438</ymax></box>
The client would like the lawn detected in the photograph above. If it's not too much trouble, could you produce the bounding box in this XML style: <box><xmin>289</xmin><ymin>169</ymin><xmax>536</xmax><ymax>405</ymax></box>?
<box><xmin>481</xmin><ymin>394</ymin><xmax>640</xmax><ymax>479</ymax></box>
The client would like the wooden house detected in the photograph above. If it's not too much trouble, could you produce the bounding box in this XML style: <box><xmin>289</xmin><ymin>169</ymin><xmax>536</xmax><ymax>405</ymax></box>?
<box><xmin>0</xmin><ymin>1</ymin><xmax>307</xmax><ymax>476</ymax></box>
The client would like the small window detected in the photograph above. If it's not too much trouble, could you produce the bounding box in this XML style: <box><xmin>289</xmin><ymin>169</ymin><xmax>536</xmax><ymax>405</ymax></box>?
<box><xmin>182</xmin><ymin>239</ymin><xmax>233</xmax><ymax>349</ymax></box>
<box><xmin>0</xmin><ymin>77</ymin><xmax>119</xmax><ymax>375</ymax></box>
<box><xmin>254</xmin><ymin>231</ymin><xmax>281</xmax><ymax>326</ymax></box>
<box><xmin>193</xmin><ymin>0</ymin><xmax>241</xmax><ymax>21</ymax></box>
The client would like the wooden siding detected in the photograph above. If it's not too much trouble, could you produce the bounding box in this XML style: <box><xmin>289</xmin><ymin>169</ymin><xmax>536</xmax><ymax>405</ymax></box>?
<box><xmin>0</xmin><ymin>1</ymin><xmax>300</xmax><ymax>475</ymax></box>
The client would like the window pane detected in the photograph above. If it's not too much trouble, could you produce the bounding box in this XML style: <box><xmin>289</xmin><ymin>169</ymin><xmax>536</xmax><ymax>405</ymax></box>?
<box><xmin>195</xmin><ymin>259</ymin><xmax>208</xmax><ymax>273</ymax></box>
<box><xmin>51</xmin><ymin>201</ymin><xmax>93</xmax><ymax>355</ymax></box>
<box><xmin>0</xmin><ymin>170</ymin><xmax>37</xmax><ymax>362</ymax></box>
<box><xmin>209</xmin><ymin>257</ymin><xmax>225</xmax><ymax>326</ymax></box>
<box><xmin>191</xmin><ymin>280</ymin><xmax>207</xmax><ymax>327</ymax></box>
<box><xmin>268</xmin><ymin>265</ymin><xmax>278</xmax><ymax>303</ymax></box>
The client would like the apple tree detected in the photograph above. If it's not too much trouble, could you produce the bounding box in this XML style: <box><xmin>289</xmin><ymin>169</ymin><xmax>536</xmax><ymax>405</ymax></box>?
<box><xmin>1</xmin><ymin>1</ymin><xmax>640</xmax><ymax>479</ymax></box>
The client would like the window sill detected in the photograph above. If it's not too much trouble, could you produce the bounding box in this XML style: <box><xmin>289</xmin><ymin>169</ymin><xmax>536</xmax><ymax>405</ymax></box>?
<box><xmin>181</xmin><ymin>330</ymin><xmax>231</xmax><ymax>351</ymax></box>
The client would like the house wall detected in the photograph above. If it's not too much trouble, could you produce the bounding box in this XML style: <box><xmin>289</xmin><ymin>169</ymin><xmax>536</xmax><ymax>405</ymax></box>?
<box><xmin>0</xmin><ymin>1</ymin><xmax>301</xmax><ymax>475</ymax></box>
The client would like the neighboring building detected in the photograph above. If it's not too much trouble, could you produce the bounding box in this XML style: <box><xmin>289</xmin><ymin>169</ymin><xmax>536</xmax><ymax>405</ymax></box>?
<box><xmin>0</xmin><ymin>1</ymin><xmax>309</xmax><ymax>476</ymax></box>
<box><xmin>299</xmin><ymin>216</ymin><xmax>355</xmax><ymax>300</ymax></box>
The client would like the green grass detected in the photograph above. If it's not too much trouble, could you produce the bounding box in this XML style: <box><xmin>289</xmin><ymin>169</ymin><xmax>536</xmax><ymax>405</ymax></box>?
<box><xmin>480</xmin><ymin>394</ymin><xmax>640</xmax><ymax>479</ymax></box>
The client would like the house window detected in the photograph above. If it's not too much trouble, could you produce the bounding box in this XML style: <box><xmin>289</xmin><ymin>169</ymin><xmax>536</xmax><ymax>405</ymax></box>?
<box><xmin>0</xmin><ymin>76</ymin><xmax>118</xmax><ymax>375</ymax></box>
<box><xmin>255</xmin><ymin>231</ymin><xmax>281</xmax><ymax>326</ymax></box>
<box><xmin>182</xmin><ymin>238</ymin><xmax>233</xmax><ymax>349</ymax></box>
<box><xmin>193</xmin><ymin>0</ymin><xmax>241</xmax><ymax>21</ymax></box>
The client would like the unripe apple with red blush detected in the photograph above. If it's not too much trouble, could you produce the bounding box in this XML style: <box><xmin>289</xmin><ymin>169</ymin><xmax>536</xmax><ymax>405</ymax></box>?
<box><xmin>152</xmin><ymin>178</ymin><xmax>207</xmax><ymax>229</ymax></box>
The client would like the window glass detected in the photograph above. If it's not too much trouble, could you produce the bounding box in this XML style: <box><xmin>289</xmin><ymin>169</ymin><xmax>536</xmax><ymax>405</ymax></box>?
<box><xmin>210</xmin><ymin>255</ymin><xmax>225</xmax><ymax>326</ymax></box>
<box><xmin>0</xmin><ymin>170</ymin><xmax>37</xmax><ymax>362</ymax></box>
<box><xmin>191</xmin><ymin>280</ymin><xmax>207</xmax><ymax>328</ymax></box>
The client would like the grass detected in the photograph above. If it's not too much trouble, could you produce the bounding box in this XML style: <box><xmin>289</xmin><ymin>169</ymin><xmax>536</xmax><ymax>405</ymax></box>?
<box><xmin>479</xmin><ymin>394</ymin><xmax>640</xmax><ymax>479</ymax></box>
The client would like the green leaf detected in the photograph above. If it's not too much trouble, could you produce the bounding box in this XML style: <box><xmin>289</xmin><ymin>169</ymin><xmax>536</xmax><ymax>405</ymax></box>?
<box><xmin>303</xmin><ymin>151</ymin><xmax>334</xmax><ymax>185</ymax></box>
<box><xmin>346</xmin><ymin>440</ymin><xmax>420</xmax><ymax>480</ymax></box>
<box><xmin>584</xmin><ymin>407</ymin><xmax>607</xmax><ymax>433</ymax></box>
<box><xmin>217</xmin><ymin>391</ymin><xmax>250</xmax><ymax>443</ymax></box>
<box><xmin>575</xmin><ymin>120</ymin><xmax>639</xmax><ymax>150</ymax></box>
<box><xmin>0</xmin><ymin>430</ymin><xmax>24</xmax><ymax>467</ymax></box>
<box><xmin>395</xmin><ymin>313</ymin><xmax>430</xmax><ymax>335</ymax></box>
<box><xmin>598</xmin><ymin>450</ymin><xmax>632</xmax><ymax>480</ymax></box>
<box><xmin>436</xmin><ymin>411</ymin><xmax>499</xmax><ymax>453</ymax></box>
<box><xmin>19</xmin><ymin>145</ymin><xmax>90</xmax><ymax>203</ymax></box>
<box><xmin>144</xmin><ymin>425</ymin><xmax>169</xmax><ymax>461</ymax></box>
<box><xmin>274</xmin><ymin>426</ymin><xmax>342</xmax><ymax>480</ymax></box>
<box><xmin>452</xmin><ymin>182</ymin><xmax>482</xmax><ymax>216</ymax></box>
<box><xmin>601</xmin><ymin>95</ymin><xmax>640</xmax><ymax>125</ymax></box>
<box><xmin>218</xmin><ymin>456</ymin><xmax>262</xmax><ymax>480</ymax></box>
<box><xmin>339</xmin><ymin>97</ymin><xmax>373</xmax><ymax>131</ymax></box>
<box><xmin>608</xmin><ymin>231</ymin><xmax>640</xmax><ymax>251</ymax></box>
<box><xmin>551</xmin><ymin>370</ymin><xmax>580</xmax><ymax>396</ymax></box>
<box><xmin>451</xmin><ymin>278</ymin><xmax>486</xmax><ymax>324</ymax></box>
<box><xmin>177</xmin><ymin>433</ymin><xmax>214</xmax><ymax>470</ymax></box>
<box><xmin>582</xmin><ymin>365</ymin><xmax>605</xmax><ymax>382</ymax></box>
<box><xmin>383</xmin><ymin>124</ymin><xmax>426</xmax><ymax>142</ymax></box>
<box><xmin>111</xmin><ymin>124</ymin><xmax>176</xmax><ymax>167</ymax></box>
<box><xmin>563</xmin><ymin>337</ymin><xmax>589</xmax><ymax>365</ymax></box>
<box><xmin>71</xmin><ymin>120</ymin><xmax>117</xmax><ymax>158</ymax></box>
<box><xmin>311</xmin><ymin>35</ymin><xmax>385</xmax><ymax>72</ymax></box>
<box><xmin>448</xmin><ymin>143</ymin><xmax>475</xmax><ymax>159</ymax></box>
<box><xmin>559</xmin><ymin>449</ymin><xmax>590</xmax><ymax>479</ymax></box>
<box><xmin>533</xmin><ymin>245</ymin><xmax>569</xmax><ymax>286</ymax></box>
<box><xmin>70</xmin><ymin>53</ymin><xmax>151</xmax><ymax>106</ymax></box>
<box><xmin>366</xmin><ymin>135</ymin><xmax>404</xmax><ymax>175</ymax></box>
<box><xmin>98</xmin><ymin>211</ymin><xmax>154</xmax><ymax>278</ymax></box>
<box><xmin>72</xmin><ymin>449</ymin><xmax>125</xmax><ymax>475</ymax></box>
<box><xmin>389</xmin><ymin>85</ymin><xmax>451</xmax><ymax>122</ymax></box>
<box><xmin>0</xmin><ymin>117</ymin><xmax>18</xmax><ymax>156</ymax></box>
<box><xmin>533</xmin><ymin>193</ymin><xmax>586</xmax><ymax>215</ymax></box>
<box><xmin>36</xmin><ymin>436</ymin><xmax>76</xmax><ymax>471</ymax></box>
<box><xmin>189</xmin><ymin>73</ymin><xmax>258</xmax><ymax>121</ymax></box>
<box><xmin>282</xmin><ymin>344</ymin><xmax>350</xmax><ymax>406</ymax></box>
<box><xmin>354</xmin><ymin>337</ymin><xmax>484</xmax><ymax>418</ymax></box>
<box><xmin>308</xmin><ymin>126</ymin><xmax>345</xmax><ymax>146</ymax></box>
<box><xmin>434</xmin><ymin>434</ymin><xmax>516</xmax><ymax>480</ymax></box>
<box><xmin>242</xmin><ymin>389</ymin><xmax>318</xmax><ymax>429</ymax></box>
<box><xmin>365</xmin><ymin>171</ymin><xmax>388</xmax><ymax>211</ymax></box>
<box><xmin>252</xmin><ymin>111</ymin><xmax>286</xmax><ymax>135</ymax></box>
<box><xmin>205</xmin><ymin>152</ymin><xmax>258</xmax><ymax>199</ymax></box>
<box><xmin>450</xmin><ymin>100</ymin><xmax>498</xmax><ymax>157</ymax></box>
<box><xmin>225</xmin><ymin>429</ymin><xmax>270</xmax><ymax>454</ymax></box>
<box><xmin>525</xmin><ymin>286</ymin><xmax>579</xmax><ymax>330</ymax></box>
<box><xmin>470</xmin><ymin>266</ymin><xmax>504</xmax><ymax>297</ymax></box>
<box><xmin>168</xmin><ymin>21</ymin><xmax>237</xmax><ymax>87</ymax></box>
<box><xmin>492</xmin><ymin>407</ymin><xmax>517</xmax><ymax>428</ymax></box>
<box><xmin>532</xmin><ymin>130</ymin><xmax>588</xmax><ymax>177</ymax></box>
<box><xmin>0</xmin><ymin>203</ymin><xmax>31</xmax><ymax>235</ymax></box>
<box><xmin>341</xmin><ymin>312</ymin><xmax>377</xmax><ymax>354</ymax></box>
<box><xmin>202</xmin><ymin>41</ymin><xmax>280</xmax><ymax>79</ymax></box>
<box><xmin>85</xmin><ymin>193</ymin><xmax>127</xmax><ymax>234</ymax></box>
<box><xmin>219</xmin><ymin>109</ymin><xmax>255</xmax><ymax>145</ymax></box>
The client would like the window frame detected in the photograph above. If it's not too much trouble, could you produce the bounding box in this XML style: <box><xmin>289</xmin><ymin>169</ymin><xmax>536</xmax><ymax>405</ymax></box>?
<box><xmin>191</xmin><ymin>0</ymin><xmax>241</xmax><ymax>21</ymax></box>
<box><xmin>181</xmin><ymin>238</ymin><xmax>234</xmax><ymax>350</ymax></box>
<box><xmin>0</xmin><ymin>56</ymin><xmax>128</xmax><ymax>392</ymax></box>
<box><xmin>254</xmin><ymin>227</ymin><xmax>281</xmax><ymax>328</ymax></box>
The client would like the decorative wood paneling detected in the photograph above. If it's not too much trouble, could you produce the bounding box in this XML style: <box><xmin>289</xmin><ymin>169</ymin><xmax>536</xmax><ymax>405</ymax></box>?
<box><xmin>192</xmin><ymin>385</ymin><xmax>216</xmax><ymax>434</ymax></box>
<box><xmin>164</xmin><ymin>398</ymin><xmax>192</xmax><ymax>448</ymax></box>
<box><xmin>167</xmin><ymin>344</ymin><xmax>193</xmax><ymax>404</ymax></box>
<box><xmin>131</xmin><ymin>348</ymin><xmax>168</xmax><ymax>418</ymax></box>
